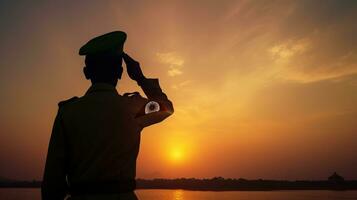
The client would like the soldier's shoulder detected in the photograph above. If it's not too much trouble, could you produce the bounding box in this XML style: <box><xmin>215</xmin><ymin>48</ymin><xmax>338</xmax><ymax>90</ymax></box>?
<box><xmin>58</xmin><ymin>96</ymin><xmax>79</xmax><ymax>108</ymax></box>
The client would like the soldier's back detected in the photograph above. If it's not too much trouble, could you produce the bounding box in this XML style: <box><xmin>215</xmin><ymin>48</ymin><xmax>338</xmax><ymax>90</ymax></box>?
<box><xmin>60</xmin><ymin>83</ymin><xmax>144</xmax><ymax>185</ymax></box>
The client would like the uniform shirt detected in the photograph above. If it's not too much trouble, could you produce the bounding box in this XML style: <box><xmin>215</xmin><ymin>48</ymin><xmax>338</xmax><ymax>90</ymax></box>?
<box><xmin>42</xmin><ymin>78</ymin><xmax>174</xmax><ymax>200</ymax></box>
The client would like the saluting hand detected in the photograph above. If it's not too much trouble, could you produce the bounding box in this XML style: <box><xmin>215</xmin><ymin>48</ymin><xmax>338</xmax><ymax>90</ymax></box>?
<box><xmin>123</xmin><ymin>53</ymin><xmax>146</xmax><ymax>82</ymax></box>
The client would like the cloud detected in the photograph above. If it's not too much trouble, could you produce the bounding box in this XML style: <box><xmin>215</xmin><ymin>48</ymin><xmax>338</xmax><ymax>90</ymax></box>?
<box><xmin>168</xmin><ymin>68</ymin><xmax>183</xmax><ymax>77</ymax></box>
<box><xmin>269</xmin><ymin>1</ymin><xmax>357</xmax><ymax>83</ymax></box>
<box><xmin>269</xmin><ymin>39</ymin><xmax>310</xmax><ymax>63</ymax></box>
<box><xmin>212</xmin><ymin>0</ymin><xmax>357</xmax><ymax>84</ymax></box>
<box><xmin>267</xmin><ymin>36</ymin><xmax>357</xmax><ymax>83</ymax></box>
<box><xmin>156</xmin><ymin>52</ymin><xmax>184</xmax><ymax>77</ymax></box>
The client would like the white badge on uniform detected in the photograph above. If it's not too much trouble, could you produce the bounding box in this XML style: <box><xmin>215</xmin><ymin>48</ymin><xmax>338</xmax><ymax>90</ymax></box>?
<box><xmin>145</xmin><ymin>101</ymin><xmax>160</xmax><ymax>114</ymax></box>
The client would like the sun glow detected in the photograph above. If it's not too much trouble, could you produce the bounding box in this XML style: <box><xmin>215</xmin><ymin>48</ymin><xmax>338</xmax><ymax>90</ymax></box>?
<box><xmin>170</xmin><ymin>147</ymin><xmax>184</xmax><ymax>162</ymax></box>
<box><xmin>164</xmin><ymin>135</ymin><xmax>193</xmax><ymax>165</ymax></box>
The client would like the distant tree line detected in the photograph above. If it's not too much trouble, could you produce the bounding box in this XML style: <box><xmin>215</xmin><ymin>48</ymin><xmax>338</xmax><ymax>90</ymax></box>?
<box><xmin>1</xmin><ymin>176</ymin><xmax>357</xmax><ymax>190</ymax></box>
<box><xmin>136</xmin><ymin>177</ymin><xmax>357</xmax><ymax>191</ymax></box>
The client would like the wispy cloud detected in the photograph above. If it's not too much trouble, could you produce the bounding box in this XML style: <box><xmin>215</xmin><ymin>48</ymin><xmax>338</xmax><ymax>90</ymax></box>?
<box><xmin>168</xmin><ymin>68</ymin><xmax>183</xmax><ymax>77</ymax></box>
<box><xmin>268</xmin><ymin>37</ymin><xmax>357</xmax><ymax>83</ymax></box>
<box><xmin>269</xmin><ymin>39</ymin><xmax>310</xmax><ymax>63</ymax></box>
<box><xmin>156</xmin><ymin>52</ymin><xmax>184</xmax><ymax>77</ymax></box>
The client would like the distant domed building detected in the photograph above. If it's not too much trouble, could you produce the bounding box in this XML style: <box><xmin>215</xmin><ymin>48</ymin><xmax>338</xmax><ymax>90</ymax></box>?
<box><xmin>328</xmin><ymin>172</ymin><xmax>344</xmax><ymax>183</ymax></box>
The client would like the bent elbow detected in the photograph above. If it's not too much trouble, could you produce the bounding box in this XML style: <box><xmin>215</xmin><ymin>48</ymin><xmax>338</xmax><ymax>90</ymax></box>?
<box><xmin>166</xmin><ymin>100</ymin><xmax>174</xmax><ymax>115</ymax></box>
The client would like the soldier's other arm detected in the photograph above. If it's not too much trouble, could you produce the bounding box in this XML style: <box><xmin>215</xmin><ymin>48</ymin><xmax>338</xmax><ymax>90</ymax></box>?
<box><xmin>42</xmin><ymin>107</ymin><xmax>68</xmax><ymax>200</ymax></box>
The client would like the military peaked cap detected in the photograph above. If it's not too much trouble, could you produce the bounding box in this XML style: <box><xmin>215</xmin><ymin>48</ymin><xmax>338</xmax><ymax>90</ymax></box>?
<box><xmin>79</xmin><ymin>31</ymin><xmax>127</xmax><ymax>56</ymax></box>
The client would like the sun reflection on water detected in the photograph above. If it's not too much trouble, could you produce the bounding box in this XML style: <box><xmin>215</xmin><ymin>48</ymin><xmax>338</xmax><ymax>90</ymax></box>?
<box><xmin>173</xmin><ymin>190</ymin><xmax>183</xmax><ymax>200</ymax></box>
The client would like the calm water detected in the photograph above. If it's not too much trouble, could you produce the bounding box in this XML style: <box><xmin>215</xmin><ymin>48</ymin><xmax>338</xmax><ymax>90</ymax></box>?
<box><xmin>1</xmin><ymin>188</ymin><xmax>357</xmax><ymax>200</ymax></box>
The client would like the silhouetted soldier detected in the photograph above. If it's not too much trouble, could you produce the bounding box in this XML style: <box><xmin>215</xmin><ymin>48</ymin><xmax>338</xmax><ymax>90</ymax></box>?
<box><xmin>42</xmin><ymin>31</ymin><xmax>174</xmax><ymax>200</ymax></box>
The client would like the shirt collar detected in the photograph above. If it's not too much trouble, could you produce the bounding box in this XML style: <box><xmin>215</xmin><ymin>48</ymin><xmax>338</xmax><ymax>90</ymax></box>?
<box><xmin>85</xmin><ymin>83</ymin><xmax>119</xmax><ymax>95</ymax></box>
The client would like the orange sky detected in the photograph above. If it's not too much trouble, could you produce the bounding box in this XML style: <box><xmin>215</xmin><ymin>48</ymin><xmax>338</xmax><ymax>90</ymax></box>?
<box><xmin>1</xmin><ymin>0</ymin><xmax>357</xmax><ymax>180</ymax></box>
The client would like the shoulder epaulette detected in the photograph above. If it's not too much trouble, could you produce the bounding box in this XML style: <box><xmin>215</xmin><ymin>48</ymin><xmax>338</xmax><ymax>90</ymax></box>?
<box><xmin>123</xmin><ymin>92</ymin><xmax>141</xmax><ymax>98</ymax></box>
<box><xmin>58</xmin><ymin>96</ymin><xmax>79</xmax><ymax>107</ymax></box>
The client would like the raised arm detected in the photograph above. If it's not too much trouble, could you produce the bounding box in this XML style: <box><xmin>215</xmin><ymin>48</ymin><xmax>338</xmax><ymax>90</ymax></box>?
<box><xmin>123</xmin><ymin>53</ymin><xmax>174</xmax><ymax>127</ymax></box>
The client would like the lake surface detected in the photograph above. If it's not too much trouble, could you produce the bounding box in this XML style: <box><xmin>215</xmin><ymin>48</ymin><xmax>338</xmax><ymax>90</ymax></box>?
<box><xmin>1</xmin><ymin>188</ymin><xmax>357</xmax><ymax>200</ymax></box>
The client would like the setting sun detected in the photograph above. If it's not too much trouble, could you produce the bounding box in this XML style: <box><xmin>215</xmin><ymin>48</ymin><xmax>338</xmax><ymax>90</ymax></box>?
<box><xmin>162</xmin><ymin>135</ymin><xmax>193</xmax><ymax>165</ymax></box>
<box><xmin>170</xmin><ymin>147</ymin><xmax>184</xmax><ymax>163</ymax></box>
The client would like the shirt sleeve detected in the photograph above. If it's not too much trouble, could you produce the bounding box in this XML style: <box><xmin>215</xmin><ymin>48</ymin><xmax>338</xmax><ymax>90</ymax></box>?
<box><xmin>134</xmin><ymin>78</ymin><xmax>174</xmax><ymax>128</ymax></box>
<box><xmin>41</xmin><ymin>109</ymin><xmax>68</xmax><ymax>200</ymax></box>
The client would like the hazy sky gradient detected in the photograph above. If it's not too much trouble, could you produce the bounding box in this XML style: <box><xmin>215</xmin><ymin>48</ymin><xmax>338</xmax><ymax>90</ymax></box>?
<box><xmin>1</xmin><ymin>0</ymin><xmax>357</xmax><ymax>180</ymax></box>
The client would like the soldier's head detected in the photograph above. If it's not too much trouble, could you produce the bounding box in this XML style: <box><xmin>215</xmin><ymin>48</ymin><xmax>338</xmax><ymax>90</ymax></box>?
<box><xmin>79</xmin><ymin>31</ymin><xmax>127</xmax><ymax>86</ymax></box>
<box><xmin>83</xmin><ymin>53</ymin><xmax>123</xmax><ymax>86</ymax></box>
